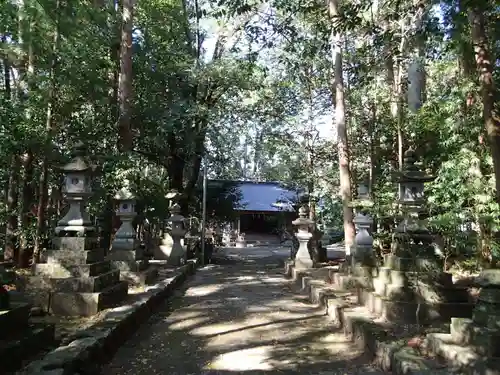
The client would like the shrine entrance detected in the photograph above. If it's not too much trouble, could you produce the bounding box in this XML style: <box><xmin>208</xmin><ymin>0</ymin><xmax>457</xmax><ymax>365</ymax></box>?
<box><xmin>240</xmin><ymin>212</ymin><xmax>280</xmax><ymax>235</ymax></box>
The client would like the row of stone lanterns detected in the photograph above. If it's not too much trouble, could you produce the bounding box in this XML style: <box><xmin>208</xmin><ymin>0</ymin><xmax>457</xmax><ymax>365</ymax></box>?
<box><xmin>25</xmin><ymin>142</ymin><xmax>190</xmax><ymax>316</ymax></box>
<box><xmin>291</xmin><ymin>148</ymin><xmax>436</xmax><ymax>273</ymax></box>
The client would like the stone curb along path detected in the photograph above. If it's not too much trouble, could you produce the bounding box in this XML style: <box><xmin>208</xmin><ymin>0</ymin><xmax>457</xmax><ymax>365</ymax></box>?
<box><xmin>18</xmin><ymin>260</ymin><xmax>198</xmax><ymax>375</ymax></box>
<box><xmin>284</xmin><ymin>261</ymin><xmax>455</xmax><ymax>375</ymax></box>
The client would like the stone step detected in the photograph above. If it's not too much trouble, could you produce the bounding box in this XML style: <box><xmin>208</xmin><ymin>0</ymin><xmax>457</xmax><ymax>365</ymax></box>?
<box><xmin>424</xmin><ymin>332</ymin><xmax>500</xmax><ymax>374</ymax></box>
<box><xmin>49</xmin><ymin>280</ymin><xmax>128</xmax><ymax>316</ymax></box>
<box><xmin>330</xmin><ymin>272</ymin><xmax>363</xmax><ymax>290</ymax></box>
<box><xmin>425</xmin><ymin>332</ymin><xmax>482</xmax><ymax>368</ymax></box>
<box><xmin>0</xmin><ymin>323</ymin><xmax>55</xmax><ymax>373</ymax></box>
<box><xmin>304</xmin><ymin>278</ymin><xmax>350</xmax><ymax>307</ymax></box>
<box><xmin>289</xmin><ymin>268</ymin><xmax>458</xmax><ymax>373</ymax></box>
<box><xmin>33</xmin><ymin>260</ymin><xmax>111</xmax><ymax>278</ymax></box>
<box><xmin>337</xmin><ymin>304</ymin><xmax>452</xmax><ymax>374</ymax></box>
<box><xmin>450</xmin><ymin>317</ymin><xmax>500</xmax><ymax>356</ymax></box>
<box><xmin>358</xmin><ymin>288</ymin><xmax>474</xmax><ymax>324</ymax></box>
<box><xmin>315</xmin><ymin>268</ymin><xmax>485</xmax><ymax>373</ymax></box>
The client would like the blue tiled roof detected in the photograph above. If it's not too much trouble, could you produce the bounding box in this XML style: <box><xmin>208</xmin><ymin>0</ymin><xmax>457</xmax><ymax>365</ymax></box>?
<box><xmin>211</xmin><ymin>180</ymin><xmax>300</xmax><ymax>212</ymax></box>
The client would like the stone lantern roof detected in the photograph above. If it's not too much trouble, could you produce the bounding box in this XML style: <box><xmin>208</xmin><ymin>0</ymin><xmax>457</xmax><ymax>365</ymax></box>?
<box><xmin>292</xmin><ymin>206</ymin><xmax>314</xmax><ymax>227</ymax></box>
<box><xmin>396</xmin><ymin>149</ymin><xmax>435</xmax><ymax>183</ymax></box>
<box><xmin>58</xmin><ymin>142</ymin><xmax>90</xmax><ymax>173</ymax></box>
<box><xmin>115</xmin><ymin>180</ymin><xmax>135</xmax><ymax>201</ymax></box>
<box><xmin>169</xmin><ymin>203</ymin><xmax>184</xmax><ymax>222</ymax></box>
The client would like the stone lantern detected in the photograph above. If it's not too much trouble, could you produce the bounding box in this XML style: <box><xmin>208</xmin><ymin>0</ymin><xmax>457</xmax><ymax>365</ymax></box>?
<box><xmin>292</xmin><ymin>205</ymin><xmax>314</xmax><ymax>270</ymax></box>
<box><xmin>30</xmin><ymin>142</ymin><xmax>128</xmax><ymax>316</ymax></box>
<box><xmin>55</xmin><ymin>142</ymin><xmax>94</xmax><ymax>236</ymax></box>
<box><xmin>394</xmin><ymin>148</ymin><xmax>435</xmax><ymax>240</ymax></box>
<box><xmin>353</xmin><ymin>212</ymin><xmax>373</xmax><ymax>256</ymax></box>
<box><xmin>167</xmin><ymin>203</ymin><xmax>187</xmax><ymax>266</ymax></box>
<box><xmin>349</xmin><ymin>180</ymin><xmax>374</xmax><ymax>274</ymax></box>
<box><xmin>107</xmin><ymin>181</ymin><xmax>157</xmax><ymax>285</ymax></box>
<box><xmin>112</xmin><ymin>182</ymin><xmax>137</xmax><ymax>249</ymax></box>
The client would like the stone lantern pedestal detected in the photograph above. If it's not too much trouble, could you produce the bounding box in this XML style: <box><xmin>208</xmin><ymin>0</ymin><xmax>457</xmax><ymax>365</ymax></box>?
<box><xmin>351</xmin><ymin>210</ymin><xmax>375</xmax><ymax>283</ymax></box>
<box><xmin>107</xmin><ymin>184</ymin><xmax>158</xmax><ymax>286</ymax></box>
<box><xmin>27</xmin><ymin>143</ymin><xmax>128</xmax><ymax>316</ymax></box>
<box><xmin>369</xmin><ymin>149</ymin><xmax>472</xmax><ymax>323</ymax></box>
<box><xmin>293</xmin><ymin>206</ymin><xmax>315</xmax><ymax>270</ymax></box>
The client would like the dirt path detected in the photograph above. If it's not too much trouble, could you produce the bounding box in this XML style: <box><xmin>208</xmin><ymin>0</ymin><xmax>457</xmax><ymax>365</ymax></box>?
<box><xmin>103</xmin><ymin>248</ymin><xmax>385</xmax><ymax>374</ymax></box>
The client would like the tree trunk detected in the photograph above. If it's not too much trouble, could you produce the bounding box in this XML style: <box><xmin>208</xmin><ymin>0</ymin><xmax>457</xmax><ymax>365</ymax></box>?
<box><xmin>100</xmin><ymin>195</ymin><xmax>115</xmax><ymax>252</ymax></box>
<box><xmin>468</xmin><ymin>8</ymin><xmax>500</xmax><ymax>203</ymax></box>
<box><xmin>4</xmin><ymin>156</ymin><xmax>20</xmax><ymax>262</ymax></box>
<box><xmin>117</xmin><ymin>0</ymin><xmax>135</xmax><ymax>152</ymax></box>
<box><xmin>33</xmin><ymin>0</ymin><xmax>61</xmax><ymax>263</ymax></box>
<box><xmin>329</xmin><ymin>0</ymin><xmax>355</xmax><ymax>255</ymax></box>
<box><xmin>18</xmin><ymin>151</ymin><xmax>34</xmax><ymax>267</ymax></box>
<box><xmin>2</xmin><ymin>37</ymin><xmax>19</xmax><ymax>263</ymax></box>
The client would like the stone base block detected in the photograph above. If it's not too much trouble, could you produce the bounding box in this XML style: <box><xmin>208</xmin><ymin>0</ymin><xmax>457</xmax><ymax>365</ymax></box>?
<box><xmin>425</xmin><ymin>331</ymin><xmax>500</xmax><ymax>374</ymax></box>
<box><xmin>107</xmin><ymin>248</ymin><xmax>144</xmax><ymax>262</ymax></box>
<box><xmin>43</xmin><ymin>248</ymin><xmax>105</xmax><ymax>265</ymax></box>
<box><xmin>33</xmin><ymin>260</ymin><xmax>111</xmax><ymax>278</ymax></box>
<box><xmin>31</xmin><ymin>269</ymin><xmax>120</xmax><ymax>293</ymax></box>
<box><xmin>0</xmin><ymin>323</ymin><xmax>55</xmax><ymax>373</ymax></box>
<box><xmin>52</xmin><ymin>237</ymin><xmax>98</xmax><ymax>252</ymax></box>
<box><xmin>49</xmin><ymin>280</ymin><xmax>128</xmax><ymax>316</ymax></box>
<box><xmin>294</xmin><ymin>257</ymin><xmax>314</xmax><ymax>270</ymax></box>
<box><xmin>110</xmin><ymin>259</ymin><xmax>148</xmax><ymax>273</ymax></box>
<box><xmin>450</xmin><ymin>317</ymin><xmax>500</xmax><ymax>357</ymax></box>
<box><xmin>120</xmin><ymin>267</ymin><xmax>158</xmax><ymax>287</ymax></box>
<box><xmin>284</xmin><ymin>260</ymin><xmax>294</xmax><ymax>277</ymax></box>
<box><xmin>384</xmin><ymin>254</ymin><xmax>442</xmax><ymax>272</ymax></box>
<box><xmin>331</xmin><ymin>273</ymin><xmax>361</xmax><ymax>290</ymax></box>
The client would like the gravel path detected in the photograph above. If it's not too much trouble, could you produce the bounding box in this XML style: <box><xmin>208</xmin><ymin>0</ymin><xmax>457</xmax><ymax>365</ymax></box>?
<box><xmin>103</xmin><ymin>248</ymin><xmax>385</xmax><ymax>375</ymax></box>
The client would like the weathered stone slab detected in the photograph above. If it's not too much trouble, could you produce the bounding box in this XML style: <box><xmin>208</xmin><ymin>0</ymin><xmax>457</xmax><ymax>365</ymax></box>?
<box><xmin>33</xmin><ymin>261</ymin><xmax>111</xmax><ymax>278</ymax></box>
<box><xmin>52</xmin><ymin>237</ymin><xmax>97</xmax><ymax>252</ymax></box>
<box><xmin>384</xmin><ymin>254</ymin><xmax>441</xmax><ymax>272</ymax></box>
<box><xmin>22</xmin><ymin>261</ymin><xmax>196</xmax><ymax>374</ymax></box>
<box><xmin>50</xmin><ymin>280</ymin><xmax>128</xmax><ymax>316</ymax></box>
<box><xmin>476</xmin><ymin>269</ymin><xmax>500</xmax><ymax>287</ymax></box>
<box><xmin>120</xmin><ymin>268</ymin><xmax>159</xmax><ymax>287</ymax></box>
<box><xmin>48</xmin><ymin>269</ymin><xmax>120</xmax><ymax>293</ymax></box>
<box><xmin>450</xmin><ymin>317</ymin><xmax>475</xmax><ymax>344</ymax></box>
<box><xmin>110</xmin><ymin>259</ymin><xmax>148</xmax><ymax>273</ymax></box>
<box><xmin>478</xmin><ymin>288</ymin><xmax>500</xmax><ymax>304</ymax></box>
<box><xmin>43</xmin><ymin>248</ymin><xmax>105</xmax><ymax>265</ymax></box>
<box><xmin>107</xmin><ymin>248</ymin><xmax>144</xmax><ymax>262</ymax></box>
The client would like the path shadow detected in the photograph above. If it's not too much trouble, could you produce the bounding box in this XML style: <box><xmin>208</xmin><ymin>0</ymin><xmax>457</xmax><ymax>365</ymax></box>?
<box><xmin>103</xmin><ymin>255</ymin><xmax>382</xmax><ymax>374</ymax></box>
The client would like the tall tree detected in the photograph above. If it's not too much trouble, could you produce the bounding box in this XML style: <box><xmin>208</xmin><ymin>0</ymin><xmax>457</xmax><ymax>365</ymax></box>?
<box><xmin>329</xmin><ymin>0</ymin><xmax>355</xmax><ymax>254</ymax></box>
